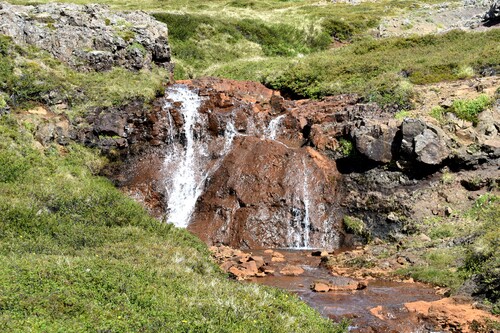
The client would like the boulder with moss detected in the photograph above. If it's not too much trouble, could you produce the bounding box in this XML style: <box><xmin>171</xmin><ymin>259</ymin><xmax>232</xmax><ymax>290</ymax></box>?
<box><xmin>0</xmin><ymin>2</ymin><xmax>172</xmax><ymax>72</ymax></box>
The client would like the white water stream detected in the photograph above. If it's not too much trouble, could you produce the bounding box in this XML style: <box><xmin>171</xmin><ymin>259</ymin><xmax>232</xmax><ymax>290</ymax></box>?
<box><xmin>162</xmin><ymin>85</ymin><xmax>236</xmax><ymax>228</ymax></box>
<box><xmin>265</xmin><ymin>114</ymin><xmax>286</xmax><ymax>140</ymax></box>
<box><xmin>162</xmin><ymin>88</ymin><xmax>314</xmax><ymax>248</ymax></box>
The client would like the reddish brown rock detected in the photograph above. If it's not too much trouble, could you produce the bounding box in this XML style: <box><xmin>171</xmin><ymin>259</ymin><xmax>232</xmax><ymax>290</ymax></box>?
<box><xmin>280</xmin><ymin>265</ymin><xmax>305</xmax><ymax>276</ymax></box>
<box><xmin>188</xmin><ymin>136</ymin><xmax>343</xmax><ymax>249</ymax></box>
<box><xmin>312</xmin><ymin>282</ymin><xmax>331</xmax><ymax>292</ymax></box>
<box><xmin>241</xmin><ymin>261</ymin><xmax>258</xmax><ymax>276</ymax></box>
<box><xmin>229</xmin><ymin>266</ymin><xmax>246</xmax><ymax>279</ymax></box>
<box><xmin>405</xmin><ymin>297</ymin><xmax>499</xmax><ymax>333</ymax></box>
<box><xmin>250</xmin><ymin>255</ymin><xmax>265</xmax><ymax>269</ymax></box>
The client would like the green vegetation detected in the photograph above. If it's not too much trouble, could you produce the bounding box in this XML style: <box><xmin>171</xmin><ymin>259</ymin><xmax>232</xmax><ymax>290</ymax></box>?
<box><xmin>6</xmin><ymin>0</ymin><xmax>499</xmax><ymax>108</ymax></box>
<box><xmin>338</xmin><ymin>138</ymin><xmax>354</xmax><ymax>157</ymax></box>
<box><xmin>399</xmin><ymin>194</ymin><xmax>500</xmax><ymax>311</ymax></box>
<box><xmin>463</xmin><ymin>194</ymin><xmax>500</xmax><ymax>313</ymax></box>
<box><xmin>0</xmin><ymin>115</ymin><xmax>344</xmax><ymax>332</ymax></box>
<box><xmin>449</xmin><ymin>94</ymin><xmax>491</xmax><ymax>124</ymax></box>
<box><xmin>343</xmin><ymin>215</ymin><xmax>371</xmax><ymax>242</ymax></box>
<box><xmin>430</xmin><ymin>94</ymin><xmax>492</xmax><ymax>125</ymax></box>
<box><xmin>152</xmin><ymin>12</ymin><xmax>330</xmax><ymax>80</ymax></box>
<box><xmin>0</xmin><ymin>35</ymin><xmax>166</xmax><ymax>118</ymax></box>
<box><xmin>259</xmin><ymin>30</ymin><xmax>499</xmax><ymax>103</ymax></box>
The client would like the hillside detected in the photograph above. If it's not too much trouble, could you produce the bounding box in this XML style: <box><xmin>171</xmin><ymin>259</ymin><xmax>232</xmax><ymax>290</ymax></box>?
<box><xmin>0</xmin><ymin>0</ymin><xmax>499</xmax><ymax>331</ymax></box>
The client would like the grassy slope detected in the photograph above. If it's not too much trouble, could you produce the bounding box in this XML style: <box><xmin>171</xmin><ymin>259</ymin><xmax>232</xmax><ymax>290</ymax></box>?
<box><xmin>9</xmin><ymin>0</ymin><xmax>482</xmax><ymax>107</ymax></box>
<box><xmin>0</xmin><ymin>35</ymin><xmax>166</xmax><ymax>119</ymax></box>
<box><xmin>0</xmin><ymin>116</ymin><xmax>344</xmax><ymax>332</ymax></box>
<box><xmin>0</xmin><ymin>22</ymin><xmax>344</xmax><ymax>333</ymax></box>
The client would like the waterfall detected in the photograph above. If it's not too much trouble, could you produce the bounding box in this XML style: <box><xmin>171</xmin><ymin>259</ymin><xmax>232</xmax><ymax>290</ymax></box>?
<box><xmin>265</xmin><ymin>114</ymin><xmax>286</xmax><ymax>140</ymax></box>
<box><xmin>163</xmin><ymin>85</ymin><xmax>204</xmax><ymax>227</ymax></box>
<box><xmin>301</xmin><ymin>158</ymin><xmax>311</xmax><ymax>248</ymax></box>
<box><xmin>162</xmin><ymin>85</ymin><xmax>237</xmax><ymax>228</ymax></box>
<box><xmin>159</xmin><ymin>85</ymin><xmax>334</xmax><ymax>249</ymax></box>
<box><xmin>288</xmin><ymin>158</ymin><xmax>312</xmax><ymax>249</ymax></box>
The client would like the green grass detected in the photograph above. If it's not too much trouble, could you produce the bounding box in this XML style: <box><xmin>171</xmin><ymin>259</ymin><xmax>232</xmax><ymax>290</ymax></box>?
<box><xmin>430</xmin><ymin>94</ymin><xmax>492</xmax><ymax>125</ymax></box>
<box><xmin>0</xmin><ymin>115</ymin><xmax>345</xmax><ymax>332</ymax></box>
<box><xmin>0</xmin><ymin>35</ymin><xmax>167</xmax><ymax>118</ymax></box>
<box><xmin>257</xmin><ymin>30</ymin><xmax>500</xmax><ymax>103</ymax></box>
<box><xmin>399</xmin><ymin>194</ymin><xmax>500</xmax><ymax>311</ymax></box>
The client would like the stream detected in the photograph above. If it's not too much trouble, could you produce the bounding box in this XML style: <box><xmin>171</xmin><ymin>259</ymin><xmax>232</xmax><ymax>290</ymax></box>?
<box><xmin>247</xmin><ymin>250</ymin><xmax>443</xmax><ymax>333</ymax></box>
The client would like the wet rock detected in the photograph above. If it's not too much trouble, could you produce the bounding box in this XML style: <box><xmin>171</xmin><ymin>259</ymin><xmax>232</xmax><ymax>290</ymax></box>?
<box><xmin>210</xmin><ymin>245</ymin><xmax>267</xmax><ymax>279</ymax></box>
<box><xmin>312</xmin><ymin>282</ymin><xmax>330</xmax><ymax>292</ymax></box>
<box><xmin>188</xmin><ymin>136</ymin><xmax>343</xmax><ymax>249</ymax></box>
<box><xmin>0</xmin><ymin>3</ymin><xmax>172</xmax><ymax>72</ymax></box>
<box><xmin>280</xmin><ymin>265</ymin><xmax>304</xmax><ymax>276</ymax></box>
<box><xmin>271</xmin><ymin>252</ymin><xmax>286</xmax><ymax>263</ymax></box>
<box><xmin>311</xmin><ymin>250</ymin><xmax>329</xmax><ymax>257</ymax></box>
<box><xmin>311</xmin><ymin>280</ymin><xmax>366</xmax><ymax>292</ymax></box>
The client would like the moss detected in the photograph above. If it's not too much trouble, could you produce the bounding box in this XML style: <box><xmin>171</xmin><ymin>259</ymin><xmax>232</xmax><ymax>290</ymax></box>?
<box><xmin>343</xmin><ymin>215</ymin><xmax>371</xmax><ymax>242</ymax></box>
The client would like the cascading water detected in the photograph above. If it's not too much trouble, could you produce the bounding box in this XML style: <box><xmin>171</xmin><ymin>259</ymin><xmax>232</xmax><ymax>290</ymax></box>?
<box><xmin>160</xmin><ymin>86</ymin><xmax>334</xmax><ymax>248</ymax></box>
<box><xmin>162</xmin><ymin>85</ymin><xmax>237</xmax><ymax>228</ymax></box>
<box><xmin>287</xmin><ymin>158</ymin><xmax>312</xmax><ymax>249</ymax></box>
<box><xmin>265</xmin><ymin>114</ymin><xmax>286</xmax><ymax>140</ymax></box>
<box><xmin>163</xmin><ymin>85</ymin><xmax>205</xmax><ymax>227</ymax></box>
<box><xmin>301</xmin><ymin>158</ymin><xmax>311</xmax><ymax>248</ymax></box>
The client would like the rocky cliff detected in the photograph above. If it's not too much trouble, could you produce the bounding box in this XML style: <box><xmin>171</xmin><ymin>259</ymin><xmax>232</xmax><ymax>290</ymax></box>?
<box><xmin>98</xmin><ymin>77</ymin><xmax>498</xmax><ymax>249</ymax></box>
<box><xmin>0</xmin><ymin>2</ymin><xmax>172</xmax><ymax>72</ymax></box>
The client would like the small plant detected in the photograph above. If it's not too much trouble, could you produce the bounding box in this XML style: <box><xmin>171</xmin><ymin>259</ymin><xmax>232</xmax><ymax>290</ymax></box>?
<box><xmin>430</xmin><ymin>105</ymin><xmax>445</xmax><ymax>122</ymax></box>
<box><xmin>456</xmin><ymin>65</ymin><xmax>474</xmax><ymax>79</ymax></box>
<box><xmin>450</xmin><ymin>94</ymin><xmax>491</xmax><ymax>125</ymax></box>
<box><xmin>441</xmin><ymin>171</ymin><xmax>455</xmax><ymax>184</ymax></box>
<box><xmin>338</xmin><ymin>138</ymin><xmax>354</xmax><ymax>157</ymax></box>
<box><xmin>0</xmin><ymin>95</ymin><xmax>6</xmax><ymax>108</ymax></box>
<box><xmin>394</xmin><ymin>110</ymin><xmax>411</xmax><ymax>120</ymax></box>
<box><xmin>343</xmin><ymin>215</ymin><xmax>371</xmax><ymax>242</ymax></box>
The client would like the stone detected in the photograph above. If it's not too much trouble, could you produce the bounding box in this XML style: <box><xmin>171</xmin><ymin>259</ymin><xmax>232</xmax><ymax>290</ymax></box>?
<box><xmin>414</xmin><ymin>127</ymin><xmax>450</xmax><ymax>165</ymax></box>
<box><xmin>357</xmin><ymin>280</ymin><xmax>368</xmax><ymax>290</ymax></box>
<box><xmin>228</xmin><ymin>266</ymin><xmax>245</xmax><ymax>279</ymax></box>
<box><xmin>241</xmin><ymin>261</ymin><xmax>258</xmax><ymax>276</ymax></box>
<box><xmin>418</xmin><ymin>233</ymin><xmax>432</xmax><ymax>242</ymax></box>
<box><xmin>400</xmin><ymin>118</ymin><xmax>425</xmax><ymax>157</ymax></box>
<box><xmin>280</xmin><ymin>265</ymin><xmax>305</xmax><ymax>276</ymax></box>
<box><xmin>312</xmin><ymin>282</ymin><xmax>330</xmax><ymax>292</ymax></box>
<box><xmin>0</xmin><ymin>3</ymin><xmax>172</xmax><ymax>72</ymax></box>
<box><xmin>249</xmin><ymin>255</ymin><xmax>265</xmax><ymax>269</ymax></box>
<box><xmin>444</xmin><ymin>207</ymin><xmax>453</xmax><ymax>216</ymax></box>
<box><xmin>271</xmin><ymin>256</ymin><xmax>286</xmax><ymax>263</ymax></box>
<box><xmin>353</xmin><ymin>122</ymin><xmax>399</xmax><ymax>163</ymax></box>
<box><xmin>220</xmin><ymin>261</ymin><xmax>234</xmax><ymax>272</ymax></box>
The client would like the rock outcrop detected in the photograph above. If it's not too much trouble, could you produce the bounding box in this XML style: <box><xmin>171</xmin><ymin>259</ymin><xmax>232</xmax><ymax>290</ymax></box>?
<box><xmin>483</xmin><ymin>1</ymin><xmax>500</xmax><ymax>25</ymax></box>
<box><xmin>0</xmin><ymin>2</ymin><xmax>172</xmax><ymax>72</ymax></box>
<box><xmin>94</xmin><ymin>77</ymin><xmax>498</xmax><ymax>249</ymax></box>
<box><xmin>188</xmin><ymin>137</ymin><xmax>342</xmax><ymax>249</ymax></box>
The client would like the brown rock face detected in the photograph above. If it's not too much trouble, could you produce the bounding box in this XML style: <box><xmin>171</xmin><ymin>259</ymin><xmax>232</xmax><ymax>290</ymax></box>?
<box><xmin>188</xmin><ymin>136</ymin><xmax>342</xmax><ymax>249</ymax></box>
<box><xmin>106</xmin><ymin>77</ymin><xmax>498</xmax><ymax>252</ymax></box>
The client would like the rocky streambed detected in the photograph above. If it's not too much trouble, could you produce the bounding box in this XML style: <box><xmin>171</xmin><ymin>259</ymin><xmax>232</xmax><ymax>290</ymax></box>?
<box><xmin>210</xmin><ymin>245</ymin><xmax>498</xmax><ymax>333</ymax></box>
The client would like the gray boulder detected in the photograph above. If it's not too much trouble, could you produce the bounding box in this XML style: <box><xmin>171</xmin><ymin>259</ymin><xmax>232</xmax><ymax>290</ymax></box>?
<box><xmin>0</xmin><ymin>2</ymin><xmax>172</xmax><ymax>72</ymax></box>
<box><xmin>353</xmin><ymin>121</ymin><xmax>399</xmax><ymax>163</ymax></box>
<box><xmin>401</xmin><ymin>119</ymin><xmax>450</xmax><ymax>165</ymax></box>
